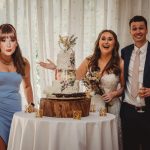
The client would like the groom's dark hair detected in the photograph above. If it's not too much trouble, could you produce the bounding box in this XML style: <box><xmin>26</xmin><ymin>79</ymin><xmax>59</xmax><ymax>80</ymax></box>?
<box><xmin>129</xmin><ymin>15</ymin><xmax>147</xmax><ymax>28</ymax></box>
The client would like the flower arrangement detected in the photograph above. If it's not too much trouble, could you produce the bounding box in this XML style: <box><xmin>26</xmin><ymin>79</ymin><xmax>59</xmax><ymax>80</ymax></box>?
<box><xmin>82</xmin><ymin>70</ymin><xmax>105</xmax><ymax>96</ymax></box>
<box><xmin>58</xmin><ymin>35</ymin><xmax>77</xmax><ymax>51</ymax></box>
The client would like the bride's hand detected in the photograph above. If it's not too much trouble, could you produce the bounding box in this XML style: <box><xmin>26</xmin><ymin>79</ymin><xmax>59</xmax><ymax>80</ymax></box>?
<box><xmin>101</xmin><ymin>92</ymin><xmax>114</xmax><ymax>103</ymax></box>
<box><xmin>39</xmin><ymin>59</ymin><xmax>57</xmax><ymax>70</ymax></box>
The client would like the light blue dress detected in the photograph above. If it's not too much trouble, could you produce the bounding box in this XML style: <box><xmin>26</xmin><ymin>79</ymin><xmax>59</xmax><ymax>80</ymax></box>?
<box><xmin>0</xmin><ymin>72</ymin><xmax>22</xmax><ymax>144</ymax></box>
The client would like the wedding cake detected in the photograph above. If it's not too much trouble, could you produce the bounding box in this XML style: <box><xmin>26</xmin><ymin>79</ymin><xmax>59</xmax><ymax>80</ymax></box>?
<box><xmin>40</xmin><ymin>35</ymin><xmax>91</xmax><ymax>118</ymax></box>
<box><xmin>52</xmin><ymin>35</ymin><xmax>79</xmax><ymax>94</ymax></box>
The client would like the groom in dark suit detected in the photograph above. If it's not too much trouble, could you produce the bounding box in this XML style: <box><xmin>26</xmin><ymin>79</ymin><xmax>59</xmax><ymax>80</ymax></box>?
<box><xmin>120</xmin><ymin>15</ymin><xmax>150</xmax><ymax>150</ymax></box>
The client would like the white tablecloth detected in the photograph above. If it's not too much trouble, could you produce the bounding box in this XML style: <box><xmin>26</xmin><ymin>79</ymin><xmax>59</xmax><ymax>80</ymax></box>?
<box><xmin>8</xmin><ymin>112</ymin><xmax>118</xmax><ymax>150</ymax></box>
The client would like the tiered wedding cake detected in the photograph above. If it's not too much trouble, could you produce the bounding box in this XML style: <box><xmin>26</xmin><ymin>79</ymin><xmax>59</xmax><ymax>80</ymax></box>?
<box><xmin>40</xmin><ymin>35</ymin><xmax>91</xmax><ymax>118</ymax></box>
<box><xmin>52</xmin><ymin>35</ymin><xmax>79</xmax><ymax>95</ymax></box>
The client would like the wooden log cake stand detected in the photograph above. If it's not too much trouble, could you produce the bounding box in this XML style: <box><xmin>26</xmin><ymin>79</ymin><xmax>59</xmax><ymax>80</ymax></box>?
<box><xmin>40</xmin><ymin>97</ymin><xmax>91</xmax><ymax>118</ymax></box>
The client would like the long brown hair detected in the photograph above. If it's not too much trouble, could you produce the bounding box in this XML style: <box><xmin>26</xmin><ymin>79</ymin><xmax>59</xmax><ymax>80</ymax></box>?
<box><xmin>0</xmin><ymin>24</ymin><xmax>25</xmax><ymax>76</ymax></box>
<box><xmin>88</xmin><ymin>29</ymin><xmax>120</xmax><ymax>75</ymax></box>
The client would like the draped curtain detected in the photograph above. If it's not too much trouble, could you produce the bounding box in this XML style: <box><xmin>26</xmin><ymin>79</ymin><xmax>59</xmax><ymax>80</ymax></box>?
<box><xmin>0</xmin><ymin>0</ymin><xmax>150</xmax><ymax>106</ymax></box>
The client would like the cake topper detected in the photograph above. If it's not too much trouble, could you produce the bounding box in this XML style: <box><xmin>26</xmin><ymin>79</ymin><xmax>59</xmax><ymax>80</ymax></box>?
<box><xmin>58</xmin><ymin>35</ymin><xmax>77</xmax><ymax>51</ymax></box>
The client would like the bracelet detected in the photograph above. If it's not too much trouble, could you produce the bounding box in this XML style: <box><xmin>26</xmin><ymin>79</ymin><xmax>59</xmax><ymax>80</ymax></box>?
<box><xmin>30</xmin><ymin>102</ymin><xmax>35</xmax><ymax>107</ymax></box>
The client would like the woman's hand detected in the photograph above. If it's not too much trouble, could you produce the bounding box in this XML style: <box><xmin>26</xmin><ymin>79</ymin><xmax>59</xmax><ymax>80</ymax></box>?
<box><xmin>25</xmin><ymin>104</ymin><xmax>35</xmax><ymax>113</ymax></box>
<box><xmin>101</xmin><ymin>91</ymin><xmax>116</xmax><ymax>103</ymax></box>
<box><xmin>39</xmin><ymin>59</ymin><xmax>56</xmax><ymax>70</ymax></box>
<box><xmin>139</xmin><ymin>87</ymin><xmax>150</xmax><ymax>98</ymax></box>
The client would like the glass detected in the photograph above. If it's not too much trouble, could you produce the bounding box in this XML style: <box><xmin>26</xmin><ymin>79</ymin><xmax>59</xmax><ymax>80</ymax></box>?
<box><xmin>99</xmin><ymin>108</ymin><xmax>107</xmax><ymax>116</ymax></box>
<box><xmin>36</xmin><ymin>109</ymin><xmax>43</xmax><ymax>118</ymax></box>
<box><xmin>73</xmin><ymin>110</ymin><xmax>82</xmax><ymax>120</ymax></box>
<box><xmin>136</xmin><ymin>82</ymin><xmax>145</xmax><ymax>113</ymax></box>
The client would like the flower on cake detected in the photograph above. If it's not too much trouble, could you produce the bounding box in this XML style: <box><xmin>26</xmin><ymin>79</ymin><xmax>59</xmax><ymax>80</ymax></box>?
<box><xmin>58</xmin><ymin>35</ymin><xmax>77</xmax><ymax>51</ymax></box>
<box><xmin>60</xmin><ymin>79</ymin><xmax>75</xmax><ymax>92</ymax></box>
<box><xmin>69</xmin><ymin>53</ymin><xmax>75</xmax><ymax>68</ymax></box>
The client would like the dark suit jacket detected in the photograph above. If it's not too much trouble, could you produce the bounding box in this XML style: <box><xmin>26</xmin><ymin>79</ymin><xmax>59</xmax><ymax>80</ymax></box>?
<box><xmin>121</xmin><ymin>41</ymin><xmax>150</xmax><ymax>111</ymax></box>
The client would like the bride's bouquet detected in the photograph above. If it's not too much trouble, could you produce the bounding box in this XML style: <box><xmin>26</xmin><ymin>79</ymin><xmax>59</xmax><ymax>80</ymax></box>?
<box><xmin>82</xmin><ymin>70</ymin><xmax>105</xmax><ymax>96</ymax></box>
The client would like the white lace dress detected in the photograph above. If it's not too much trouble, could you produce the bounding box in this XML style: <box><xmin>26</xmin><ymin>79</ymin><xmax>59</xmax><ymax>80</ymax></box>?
<box><xmin>91</xmin><ymin>73</ymin><xmax>122</xmax><ymax>150</ymax></box>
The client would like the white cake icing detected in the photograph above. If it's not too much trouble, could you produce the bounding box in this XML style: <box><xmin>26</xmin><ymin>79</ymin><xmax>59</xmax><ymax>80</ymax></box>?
<box><xmin>57</xmin><ymin>49</ymin><xmax>75</xmax><ymax>70</ymax></box>
<box><xmin>52</xmin><ymin>80</ymin><xmax>79</xmax><ymax>94</ymax></box>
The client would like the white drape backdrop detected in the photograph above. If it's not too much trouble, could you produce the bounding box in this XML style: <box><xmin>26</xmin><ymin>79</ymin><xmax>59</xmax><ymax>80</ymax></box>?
<box><xmin>0</xmin><ymin>0</ymin><xmax>150</xmax><ymax>105</ymax></box>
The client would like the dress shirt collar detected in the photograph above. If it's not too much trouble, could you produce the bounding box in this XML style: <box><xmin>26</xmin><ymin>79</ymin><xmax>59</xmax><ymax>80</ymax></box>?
<box><xmin>134</xmin><ymin>41</ymin><xmax>148</xmax><ymax>54</ymax></box>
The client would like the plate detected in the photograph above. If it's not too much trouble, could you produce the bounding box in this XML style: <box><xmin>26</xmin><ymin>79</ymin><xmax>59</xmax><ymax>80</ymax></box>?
<box><xmin>52</xmin><ymin>92</ymin><xmax>86</xmax><ymax>98</ymax></box>
<box><xmin>46</xmin><ymin>95</ymin><xmax>86</xmax><ymax>101</ymax></box>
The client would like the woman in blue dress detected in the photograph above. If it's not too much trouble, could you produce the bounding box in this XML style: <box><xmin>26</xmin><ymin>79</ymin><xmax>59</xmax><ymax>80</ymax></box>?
<box><xmin>0</xmin><ymin>24</ymin><xmax>34</xmax><ymax>150</ymax></box>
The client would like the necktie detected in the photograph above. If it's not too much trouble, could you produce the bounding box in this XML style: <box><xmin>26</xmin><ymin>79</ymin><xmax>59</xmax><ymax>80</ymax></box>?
<box><xmin>131</xmin><ymin>49</ymin><xmax>140</xmax><ymax>98</ymax></box>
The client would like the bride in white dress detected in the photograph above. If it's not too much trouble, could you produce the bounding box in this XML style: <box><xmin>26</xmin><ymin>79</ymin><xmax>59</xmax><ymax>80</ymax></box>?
<box><xmin>100</xmin><ymin>73</ymin><xmax>122</xmax><ymax>150</ymax></box>
<box><xmin>39</xmin><ymin>30</ymin><xmax>124</xmax><ymax>150</ymax></box>
<box><xmin>76</xmin><ymin>30</ymin><xmax>124</xmax><ymax>150</ymax></box>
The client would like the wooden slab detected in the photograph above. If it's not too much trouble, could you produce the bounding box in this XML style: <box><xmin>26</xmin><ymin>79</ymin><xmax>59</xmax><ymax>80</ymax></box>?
<box><xmin>40</xmin><ymin>97</ymin><xmax>91</xmax><ymax>118</ymax></box>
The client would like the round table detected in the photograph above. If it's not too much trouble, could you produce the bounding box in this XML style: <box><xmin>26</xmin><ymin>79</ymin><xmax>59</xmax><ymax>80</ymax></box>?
<box><xmin>8</xmin><ymin>112</ymin><xmax>118</xmax><ymax>150</ymax></box>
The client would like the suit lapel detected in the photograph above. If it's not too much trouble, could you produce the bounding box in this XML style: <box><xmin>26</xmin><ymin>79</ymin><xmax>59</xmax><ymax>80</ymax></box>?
<box><xmin>143</xmin><ymin>41</ymin><xmax>150</xmax><ymax>86</ymax></box>
<box><xmin>142</xmin><ymin>41</ymin><xmax>150</xmax><ymax>108</ymax></box>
